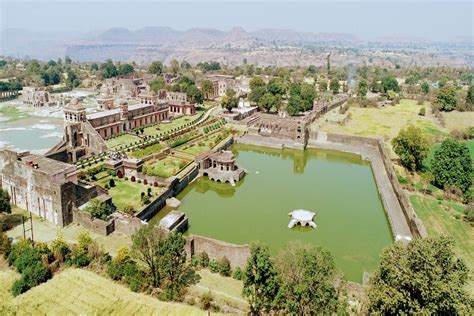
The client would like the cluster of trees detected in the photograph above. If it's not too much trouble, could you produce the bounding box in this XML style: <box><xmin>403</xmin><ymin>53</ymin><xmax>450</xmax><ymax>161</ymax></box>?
<box><xmin>242</xmin><ymin>241</ymin><xmax>342</xmax><ymax>314</ymax></box>
<box><xmin>1</xmin><ymin>231</ymin><xmax>108</xmax><ymax>296</ymax></box>
<box><xmin>22</xmin><ymin>59</ymin><xmax>81</xmax><ymax>88</ymax></box>
<box><xmin>286</xmin><ymin>82</ymin><xmax>317</xmax><ymax>116</ymax></box>
<box><xmin>392</xmin><ymin>126</ymin><xmax>472</xmax><ymax>200</ymax></box>
<box><xmin>240</xmin><ymin>237</ymin><xmax>471</xmax><ymax>314</ymax></box>
<box><xmin>249</xmin><ymin>76</ymin><xmax>291</xmax><ymax>113</ymax></box>
<box><xmin>0</xmin><ymin>81</ymin><xmax>22</xmax><ymax>92</ymax></box>
<box><xmin>197</xmin><ymin>61</ymin><xmax>221</xmax><ymax>72</ymax></box>
<box><xmin>170</xmin><ymin>76</ymin><xmax>203</xmax><ymax>104</ymax></box>
<box><xmin>99</xmin><ymin>60</ymin><xmax>135</xmax><ymax>79</ymax></box>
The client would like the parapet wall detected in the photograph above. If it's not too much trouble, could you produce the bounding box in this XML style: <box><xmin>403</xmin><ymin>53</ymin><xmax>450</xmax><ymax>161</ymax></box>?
<box><xmin>73</xmin><ymin>209</ymin><xmax>115</xmax><ymax>235</ymax></box>
<box><xmin>309</xmin><ymin>131</ymin><xmax>427</xmax><ymax>239</ymax></box>
<box><xmin>186</xmin><ymin>234</ymin><xmax>250</xmax><ymax>269</ymax></box>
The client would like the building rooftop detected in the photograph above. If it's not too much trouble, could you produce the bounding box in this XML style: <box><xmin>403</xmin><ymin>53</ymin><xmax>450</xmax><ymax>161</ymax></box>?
<box><xmin>21</xmin><ymin>154</ymin><xmax>76</xmax><ymax>176</ymax></box>
<box><xmin>87</xmin><ymin>103</ymin><xmax>153</xmax><ymax>120</ymax></box>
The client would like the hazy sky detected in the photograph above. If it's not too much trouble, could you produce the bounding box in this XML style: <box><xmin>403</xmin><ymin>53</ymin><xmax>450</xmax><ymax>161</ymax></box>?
<box><xmin>1</xmin><ymin>0</ymin><xmax>472</xmax><ymax>40</ymax></box>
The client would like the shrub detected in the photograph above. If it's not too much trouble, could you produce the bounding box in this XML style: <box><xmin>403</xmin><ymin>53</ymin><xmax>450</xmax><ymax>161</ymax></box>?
<box><xmin>11</xmin><ymin>278</ymin><xmax>30</xmax><ymax>296</ymax></box>
<box><xmin>419</xmin><ymin>107</ymin><xmax>426</xmax><ymax>116</ymax></box>
<box><xmin>137</xmin><ymin>179</ymin><xmax>142</xmax><ymax>184</ymax></box>
<box><xmin>0</xmin><ymin>232</ymin><xmax>12</xmax><ymax>257</ymax></box>
<box><xmin>50</xmin><ymin>233</ymin><xmax>70</xmax><ymax>263</ymax></box>
<box><xmin>464</xmin><ymin>205</ymin><xmax>474</xmax><ymax>222</ymax></box>
<box><xmin>232</xmin><ymin>266</ymin><xmax>242</xmax><ymax>280</ymax></box>
<box><xmin>199</xmin><ymin>291</ymin><xmax>215</xmax><ymax>311</ymax></box>
<box><xmin>122</xmin><ymin>204</ymin><xmax>136</xmax><ymax>215</ymax></box>
<box><xmin>131</xmin><ymin>176</ymin><xmax>136</xmax><ymax>182</ymax></box>
<box><xmin>218</xmin><ymin>256</ymin><xmax>231</xmax><ymax>276</ymax></box>
<box><xmin>209</xmin><ymin>258</ymin><xmax>219</xmax><ymax>273</ymax></box>
<box><xmin>153</xmin><ymin>181</ymin><xmax>158</xmax><ymax>187</ymax></box>
<box><xmin>109</xmin><ymin>178</ymin><xmax>115</xmax><ymax>187</ymax></box>
<box><xmin>124</xmin><ymin>176</ymin><xmax>129</xmax><ymax>181</ymax></box>
<box><xmin>142</xmin><ymin>195</ymin><xmax>151</xmax><ymax>205</ymax></box>
<box><xmin>197</xmin><ymin>252</ymin><xmax>210</xmax><ymax>269</ymax></box>
<box><xmin>143</xmin><ymin>179</ymin><xmax>148</xmax><ymax>185</ymax></box>
<box><xmin>105</xmin><ymin>184</ymin><xmax>110</xmax><ymax>189</ymax></box>
<box><xmin>84</xmin><ymin>198</ymin><xmax>112</xmax><ymax>221</ymax></box>
<box><xmin>23</xmin><ymin>261</ymin><xmax>51</xmax><ymax>287</ymax></box>
<box><xmin>11</xmin><ymin>245</ymin><xmax>42</xmax><ymax>273</ymax></box>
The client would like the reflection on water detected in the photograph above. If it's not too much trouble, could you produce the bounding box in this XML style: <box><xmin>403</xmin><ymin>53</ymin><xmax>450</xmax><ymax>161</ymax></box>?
<box><xmin>151</xmin><ymin>144</ymin><xmax>392</xmax><ymax>283</ymax></box>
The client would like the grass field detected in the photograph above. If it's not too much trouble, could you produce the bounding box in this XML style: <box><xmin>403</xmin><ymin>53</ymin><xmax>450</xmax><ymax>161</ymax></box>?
<box><xmin>318</xmin><ymin>99</ymin><xmax>446</xmax><ymax>140</ymax></box>
<box><xmin>143</xmin><ymin>114</ymin><xmax>201</xmax><ymax>137</ymax></box>
<box><xmin>410</xmin><ymin>194</ymin><xmax>473</xmax><ymax>280</ymax></box>
<box><xmin>442</xmin><ymin>111</ymin><xmax>474</xmax><ymax>132</ymax></box>
<box><xmin>129</xmin><ymin>142</ymin><xmax>165</xmax><ymax>159</ymax></box>
<box><xmin>105</xmin><ymin>133</ymin><xmax>142</xmax><ymax>148</ymax></box>
<box><xmin>1</xmin><ymin>268</ymin><xmax>206</xmax><ymax>315</ymax></box>
<box><xmin>143</xmin><ymin>156</ymin><xmax>191</xmax><ymax>178</ymax></box>
<box><xmin>178</xmin><ymin>131</ymin><xmax>228</xmax><ymax>156</ymax></box>
<box><xmin>97</xmin><ymin>177</ymin><xmax>162</xmax><ymax>212</ymax></box>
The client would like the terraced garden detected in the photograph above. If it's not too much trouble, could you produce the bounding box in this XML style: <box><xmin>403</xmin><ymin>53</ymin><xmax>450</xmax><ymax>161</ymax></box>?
<box><xmin>143</xmin><ymin>113</ymin><xmax>202</xmax><ymax>137</ymax></box>
<box><xmin>97</xmin><ymin>176</ymin><xmax>164</xmax><ymax>212</ymax></box>
<box><xmin>106</xmin><ymin>133</ymin><xmax>142</xmax><ymax>149</ymax></box>
<box><xmin>178</xmin><ymin>129</ymin><xmax>231</xmax><ymax>157</ymax></box>
<box><xmin>142</xmin><ymin>156</ymin><xmax>192</xmax><ymax>178</ymax></box>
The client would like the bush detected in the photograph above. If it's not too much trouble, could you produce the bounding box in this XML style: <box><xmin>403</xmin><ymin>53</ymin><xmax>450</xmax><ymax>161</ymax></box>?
<box><xmin>232</xmin><ymin>266</ymin><xmax>242</xmax><ymax>280</ymax></box>
<box><xmin>10</xmin><ymin>245</ymin><xmax>42</xmax><ymax>273</ymax></box>
<box><xmin>199</xmin><ymin>291</ymin><xmax>217</xmax><ymax>311</ymax></box>
<box><xmin>109</xmin><ymin>178</ymin><xmax>115</xmax><ymax>187</ymax></box>
<box><xmin>464</xmin><ymin>205</ymin><xmax>474</xmax><ymax>222</ymax></box>
<box><xmin>218</xmin><ymin>257</ymin><xmax>231</xmax><ymax>276</ymax></box>
<box><xmin>131</xmin><ymin>176</ymin><xmax>136</xmax><ymax>182</ymax></box>
<box><xmin>137</xmin><ymin>179</ymin><xmax>142</xmax><ymax>184</ymax></box>
<box><xmin>0</xmin><ymin>232</ymin><xmax>12</xmax><ymax>257</ymax></box>
<box><xmin>198</xmin><ymin>251</ymin><xmax>209</xmax><ymax>268</ymax></box>
<box><xmin>419</xmin><ymin>107</ymin><xmax>426</xmax><ymax>116</ymax></box>
<box><xmin>122</xmin><ymin>204</ymin><xmax>136</xmax><ymax>215</ymax></box>
<box><xmin>23</xmin><ymin>262</ymin><xmax>51</xmax><ymax>287</ymax></box>
<box><xmin>209</xmin><ymin>258</ymin><xmax>219</xmax><ymax>273</ymax></box>
<box><xmin>11</xmin><ymin>278</ymin><xmax>30</xmax><ymax>296</ymax></box>
<box><xmin>84</xmin><ymin>198</ymin><xmax>112</xmax><ymax>221</ymax></box>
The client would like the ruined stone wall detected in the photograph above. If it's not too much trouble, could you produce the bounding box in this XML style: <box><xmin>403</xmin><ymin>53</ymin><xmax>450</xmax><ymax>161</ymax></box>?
<box><xmin>72</xmin><ymin>209</ymin><xmax>115</xmax><ymax>235</ymax></box>
<box><xmin>114</xmin><ymin>216</ymin><xmax>144</xmax><ymax>235</ymax></box>
<box><xmin>186</xmin><ymin>235</ymin><xmax>250</xmax><ymax>269</ymax></box>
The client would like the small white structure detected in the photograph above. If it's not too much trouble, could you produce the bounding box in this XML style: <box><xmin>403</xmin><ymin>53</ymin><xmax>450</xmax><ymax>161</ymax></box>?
<box><xmin>288</xmin><ymin>209</ymin><xmax>317</xmax><ymax>228</ymax></box>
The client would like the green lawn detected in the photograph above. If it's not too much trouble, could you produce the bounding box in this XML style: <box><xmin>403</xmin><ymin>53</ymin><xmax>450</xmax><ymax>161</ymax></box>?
<box><xmin>129</xmin><ymin>143</ymin><xmax>165</xmax><ymax>159</ymax></box>
<box><xmin>143</xmin><ymin>156</ymin><xmax>191</xmax><ymax>178</ymax></box>
<box><xmin>143</xmin><ymin>113</ymin><xmax>201</xmax><ymax>137</ymax></box>
<box><xmin>318</xmin><ymin>99</ymin><xmax>446</xmax><ymax>139</ymax></box>
<box><xmin>106</xmin><ymin>134</ymin><xmax>142</xmax><ymax>149</ymax></box>
<box><xmin>97</xmin><ymin>177</ymin><xmax>162</xmax><ymax>212</ymax></box>
<box><xmin>410</xmin><ymin>194</ymin><xmax>473</xmax><ymax>278</ymax></box>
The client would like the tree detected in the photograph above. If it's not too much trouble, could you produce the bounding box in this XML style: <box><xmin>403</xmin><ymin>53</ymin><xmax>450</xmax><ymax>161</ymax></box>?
<box><xmin>118</xmin><ymin>63</ymin><xmax>134</xmax><ymax>76</ymax></box>
<box><xmin>185</xmin><ymin>85</ymin><xmax>203</xmax><ymax>104</ymax></box>
<box><xmin>274</xmin><ymin>242</ymin><xmax>340</xmax><ymax>314</ymax></box>
<box><xmin>65</xmin><ymin>56</ymin><xmax>72</xmax><ymax>64</ymax></box>
<box><xmin>318</xmin><ymin>79</ymin><xmax>328</xmax><ymax>92</ymax></box>
<box><xmin>84</xmin><ymin>198</ymin><xmax>111</xmax><ymax>220</ymax></box>
<box><xmin>433</xmin><ymin>85</ymin><xmax>457</xmax><ymax>111</ymax></box>
<box><xmin>221</xmin><ymin>95</ymin><xmax>238</xmax><ymax>113</ymax></box>
<box><xmin>357</xmin><ymin>79</ymin><xmax>368</xmax><ymax>97</ymax></box>
<box><xmin>307</xmin><ymin>65</ymin><xmax>317</xmax><ymax>75</ymax></box>
<box><xmin>249</xmin><ymin>75</ymin><xmax>266</xmax><ymax>91</ymax></box>
<box><xmin>200</xmin><ymin>80</ymin><xmax>214</xmax><ymax>100</ymax></box>
<box><xmin>158</xmin><ymin>232</ymin><xmax>199</xmax><ymax>301</ymax></box>
<box><xmin>431</xmin><ymin>138</ymin><xmax>472</xmax><ymax>193</ymax></box>
<box><xmin>392</xmin><ymin>126</ymin><xmax>429</xmax><ymax>172</ymax></box>
<box><xmin>149</xmin><ymin>77</ymin><xmax>165</xmax><ymax>93</ymax></box>
<box><xmin>149</xmin><ymin>61</ymin><xmax>163</xmax><ymax>75</ymax></box>
<box><xmin>299</xmin><ymin>83</ymin><xmax>316</xmax><ymax>111</ymax></box>
<box><xmin>90</xmin><ymin>63</ymin><xmax>99</xmax><ymax>71</ymax></box>
<box><xmin>170</xmin><ymin>59</ymin><xmax>180</xmax><ymax>75</ymax></box>
<box><xmin>101</xmin><ymin>60</ymin><xmax>118</xmax><ymax>79</ymax></box>
<box><xmin>258</xmin><ymin>92</ymin><xmax>279</xmax><ymax>112</ymax></box>
<box><xmin>218</xmin><ymin>257</ymin><xmax>232</xmax><ymax>277</ymax></box>
<box><xmin>381</xmin><ymin>75</ymin><xmax>400</xmax><ymax>93</ymax></box>
<box><xmin>329</xmin><ymin>78</ymin><xmax>340</xmax><ymax>94</ymax></box>
<box><xmin>466</xmin><ymin>85</ymin><xmax>474</xmax><ymax>105</ymax></box>
<box><xmin>131</xmin><ymin>225</ymin><xmax>166</xmax><ymax>287</ymax></box>
<box><xmin>249</xmin><ymin>86</ymin><xmax>266</xmax><ymax>105</ymax></box>
<box><xmin>267</xmin><ymin>78</ymin><xmax>287</xmax><ymax>96</ymax></box>
<box><xmin>286</xmin><ymin>94</ymin><xmax>303</xmax><ymax>116</ymax></box>
<box><xmin>421</xmin><ymin>81</ymin><xmax>430</xmax><ymax>94</ymax></box>
<box><xmin>242</xmin><ymin>242</ymin><xmax>280</xmax><ymax>314</ymax></box>
<box><xmin>0</xmin><ymin>188</ymin><xmax>11</xmax><ymax>214</ymax></box>
<box><xmin>368</xmin><ymin>237</ymin><xmax>471</xmax><ymax>314</ymax></box>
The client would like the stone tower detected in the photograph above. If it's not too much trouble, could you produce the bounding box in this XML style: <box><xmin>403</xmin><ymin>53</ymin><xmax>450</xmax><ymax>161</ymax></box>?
<box><xmin>96</xmin><ymin>85</ymin><xmax>114</xmax><ymax>111</ymax></box>
<box><xmin>63</xmin><ymin>98</ymin><xmax>86</xmax><ymax>150</ymax></box>
<box><xmin>119</xmin><ymin>100</ymin><xmax>129</xmax><ymax>121</ymax></box>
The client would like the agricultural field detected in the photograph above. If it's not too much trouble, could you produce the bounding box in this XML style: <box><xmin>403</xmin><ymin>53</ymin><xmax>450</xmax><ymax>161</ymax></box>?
<box><xmin>317</xmin><ymin>99</ymin><xmax>446</xmax><ymax>140</ymax></box>
<box><xmin>142</xmin><ymin>156</ymin><xmax>191</xmax><ymax>178</ymax></box>
<box><xmin>0</xmin><ymin>268</ymin><xmax>205</xmax><ymax>315</ymax></box>
<box><xmin>105</xmin><ymin>133</ymin><xmax>142</xmax><ymax>149</ymax></box>
<box><xmin>410</xmin><ymin>194</ymin><xmax>473</xmax><ymax>291</ymax></box>
<box><xmin>97</xmin><ymin>176</ymin><xmax>163</xmax><ymax>212</ymax></box>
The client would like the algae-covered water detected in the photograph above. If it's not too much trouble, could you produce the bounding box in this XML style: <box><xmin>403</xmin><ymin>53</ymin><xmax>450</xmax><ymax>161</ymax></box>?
<box><xmin>153</xmin><ymin>143</ymin><xmax>393</xmax><ymax>282</ymax></box>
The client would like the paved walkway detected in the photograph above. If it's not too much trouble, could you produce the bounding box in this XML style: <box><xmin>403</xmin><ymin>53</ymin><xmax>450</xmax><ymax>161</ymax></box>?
<box><xmin>308</xmin><ymin>139</ymin><xmax>412</xmax><ymax>240</ymax></box>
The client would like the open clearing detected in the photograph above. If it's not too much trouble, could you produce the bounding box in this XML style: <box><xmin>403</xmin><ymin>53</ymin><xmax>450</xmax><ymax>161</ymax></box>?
<box><xmin>1</xmin><ymin>267</ymin><xmax>205</xmax><ymax>315</ymax></box>
<box><xmin>410</xmin><ymin>194</ymin><xmax>473</xmax><ymax>291</ymax></box>
<box><xmin>317</xmin><ymin>99</ymin><xmax>446</xmax><ymax>140</ymax></box>
<box><xmin>442</xmin><ymin>111</ymin><xmax>474</xmax><ymax>132</ymax></box>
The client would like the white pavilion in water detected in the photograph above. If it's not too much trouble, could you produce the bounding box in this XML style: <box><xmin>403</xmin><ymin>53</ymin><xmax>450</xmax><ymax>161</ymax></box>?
<box><xmin>288</xmin><ymin>209</ymin><xmax>317</xmax><ymax>228</ymax></box>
